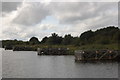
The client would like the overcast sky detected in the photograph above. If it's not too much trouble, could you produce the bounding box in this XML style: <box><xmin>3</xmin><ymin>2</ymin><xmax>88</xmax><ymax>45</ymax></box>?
<box><xmin>1</xmin><ymin>1</ymin><xmax>118</xmax><ymax>41</ymax></box>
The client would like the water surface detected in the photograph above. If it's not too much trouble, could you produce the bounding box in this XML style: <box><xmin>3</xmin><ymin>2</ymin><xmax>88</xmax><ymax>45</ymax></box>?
<box><xmin>2</xmin><ymin>49</ymin><xmax>118</xmax><ymax>78</ymax></box>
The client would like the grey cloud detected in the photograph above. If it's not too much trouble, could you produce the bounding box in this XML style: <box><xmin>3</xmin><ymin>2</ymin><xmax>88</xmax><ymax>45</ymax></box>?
<box><xmin>0</xmin><ymin>2</ymin><xmax>1</xmax><ymax>15</ymax></box>
<box><xmin>48</xmin><ymin>2</ymin><xmax>93</xmax><ymax>24</ymax></box>
<box><xmin>12</xmin><ymin>2</ymin><xmax>50</xmax><ymax>26</ymax></box>
<box><xmin>49</xmin><ymin>2</ymin><xmax>118</xmax><ymax>26</ymax></box>
<box><xmin>88</xmin><ymin>14</ymin><xmax>118</xmax><ymax>30</ymax></box>
<box><xmin>118</xmin><ymin>2</ymin><xmax>120</xmax><ymax>28</ymax></box>
<box><xmin>2</xmin><ymin>2</ymin><xmax>118</xmax><ymax>40</ymax></box>
<box><xmin>4</xmin><ymin>2</ymin><xmax>117</xmax><ymax>26</ymax></box>
<box><xmin>2</xmin><ymin>2</ymin><xmax>21</xmax><ymax>12</ymax></box>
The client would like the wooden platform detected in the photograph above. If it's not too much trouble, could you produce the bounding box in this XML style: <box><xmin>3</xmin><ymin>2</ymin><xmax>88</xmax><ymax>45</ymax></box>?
<box><xmin>74</xmin><ymin>50</ymin><xmax>120</xmax><ymax>61</ymax></box>
<box><xmin>37</xmin><ymin>48</ymin><xmax>69</xmax><ymax>55</ymax></box>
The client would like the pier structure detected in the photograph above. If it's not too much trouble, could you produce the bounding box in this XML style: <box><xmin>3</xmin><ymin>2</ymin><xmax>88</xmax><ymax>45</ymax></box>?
<box><xmin>37</xmin><ymin>48</ymin><xmax>69</xmax><ymax>55</ymax></box>
<box><xmin>74</xmin><ymin>50</ymin><xmax>120</xmax><ymax>61</ymax></box>
<box><xmin>4</xmin><ymin>46</ymin><xmax>13</xmax><ymax>50</ymax></box>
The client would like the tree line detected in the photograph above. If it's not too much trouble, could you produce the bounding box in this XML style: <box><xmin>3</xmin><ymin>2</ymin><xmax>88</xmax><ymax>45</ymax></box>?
<box><xmin>2</xmin><ymin>26</ymin><xmax>120</xmax><ymax>48</ymax></box>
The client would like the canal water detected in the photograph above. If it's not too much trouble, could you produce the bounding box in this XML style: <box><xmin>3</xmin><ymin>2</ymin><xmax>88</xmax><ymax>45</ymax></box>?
<box><xmin>2</xmin><ymin>49</ymin><xmax>118</xmax><ymax>78</ymax></box>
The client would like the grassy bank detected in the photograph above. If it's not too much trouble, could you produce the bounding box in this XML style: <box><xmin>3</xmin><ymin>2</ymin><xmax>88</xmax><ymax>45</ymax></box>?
<box><xmin>12</xmin><ymin>43</ymin><xmax>119</xmax><ymax>55</ymax></box>
<box><xmin>78</xmin><ymin>44</ymin><xmax>119</xmax><ymax>50</ymax></box>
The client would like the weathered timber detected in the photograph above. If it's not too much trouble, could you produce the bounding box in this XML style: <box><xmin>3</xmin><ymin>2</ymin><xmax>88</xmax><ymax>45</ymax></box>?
<box><xmin>4</xmin><ymin>45</ymin><xmax>13</xmax><ymax>50</ymax></box>
<box><xmin>75</xmin><ymin>50</ymin><xmax>120</xmax><ymax>62</ymax></box>
<box><xmin>37</xmin><ymin>48</ymin><xmax>69</xmax><ymax>55</ymax></box>
<box><xmin>13</xmin><ymin>46</ymin><xmax>37</xmax><ymax>51</ymax></box>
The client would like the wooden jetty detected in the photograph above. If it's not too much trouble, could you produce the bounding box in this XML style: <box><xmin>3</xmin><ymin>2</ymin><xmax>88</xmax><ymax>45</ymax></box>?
<box><xmin>37</xmin><ymin>48</ymin><xmax>69</xmax><ymax>55</ymax></box>
<box><xmin>4</xmin><ymin>46</ymin><xmax>13</xmax><ymax>50</ymax></box>
<box><xmin>74</xmin><ymin>50</ymin><xmax>120</xmax><ymax>62</ymax></box>
<box><xmin>13</xmin><ymin>46</ymin><xmax>37</xmax><ymax>51</ymax></box>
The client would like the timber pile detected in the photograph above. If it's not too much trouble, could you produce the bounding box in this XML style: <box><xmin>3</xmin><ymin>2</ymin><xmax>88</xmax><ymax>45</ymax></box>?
<box><xmin>75</xmin><ymin>50</ymin><xmax>120</xmax><ymax>61</ymax></box>
<box><xmin>4</xmin><ymin>45</ymin><xmax>13</xmax><ymax>50</ymax></box>
<box><xmin>13</xmin><ymin>46</ymin><xmax>37</xmax><ymax>51</ymax></box>
<box><xmin>37</xmin><ymin>48</ymin><xmax>69</xmax><ymax>55</ymax></box>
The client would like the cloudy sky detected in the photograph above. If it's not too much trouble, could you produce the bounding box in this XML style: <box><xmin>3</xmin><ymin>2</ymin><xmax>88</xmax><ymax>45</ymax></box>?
<box><xmin>1</xmin><ymin>1</ymin><xmax>118</xmax><ymax>41</ymax></box>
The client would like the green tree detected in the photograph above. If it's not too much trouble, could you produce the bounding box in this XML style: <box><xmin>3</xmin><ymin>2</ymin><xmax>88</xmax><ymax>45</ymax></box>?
<box><xmin>41</xmin><ymin>36</ymin><xmax>48</xmax><ymax>44</ymax></box>
<box><xmin>62</xmin><ymin>34</ymin><xmax>73</xmax><ymax>45</ymax></box>
<box><xmin>29</xmin><ymin>37</ymin><xmax>39</xmax><ymax>45</ymax></box>
<box><xmin>47</xmin><ymin>33</ymin><xmax>63</xmax><ymax>45</ymax></box>
<box><xmin>80</xmin><ymin>30</ymin><xmax>94</xmax><ymax>44</ymax></box>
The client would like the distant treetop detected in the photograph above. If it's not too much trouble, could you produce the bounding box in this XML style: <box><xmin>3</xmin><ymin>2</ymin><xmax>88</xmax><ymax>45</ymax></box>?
<box><xmin>29</xmin><ymin>37</ymin><xmax>39</xmax><ymax>45</ymax></box>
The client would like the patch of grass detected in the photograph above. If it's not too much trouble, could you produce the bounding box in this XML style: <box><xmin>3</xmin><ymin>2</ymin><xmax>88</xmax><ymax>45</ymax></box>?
<box><xmin>78</xmin><ymin>43</ymin><xmax>119</xmax><ymax>50</ymax></box>
<box><xmin>14</xmin><ymin>43</ymin><xmax>119</xmax><ymax>54</ymax></box>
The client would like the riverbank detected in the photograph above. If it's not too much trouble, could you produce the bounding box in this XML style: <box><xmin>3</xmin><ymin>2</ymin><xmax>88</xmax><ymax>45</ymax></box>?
<box><xmin>5</xmin><ymin>43</ymin><xmax>119</xmax><ymax>50</ymax></box>
<box><xmin>3</xmin><ymin>43</ymin><xmax>119</xmax><ymax>58</ymax></box>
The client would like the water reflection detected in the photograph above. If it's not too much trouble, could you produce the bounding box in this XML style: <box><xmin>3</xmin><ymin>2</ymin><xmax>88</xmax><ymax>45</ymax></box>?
<box><xmin>0</xmin><ymin>48</ymin><xmax>2</xmax><ymax>79</ymax></box>
<box><xmin>2</xmin><ymin>50</ymin><xmax>118</xmax><ymax>78</ymax></box>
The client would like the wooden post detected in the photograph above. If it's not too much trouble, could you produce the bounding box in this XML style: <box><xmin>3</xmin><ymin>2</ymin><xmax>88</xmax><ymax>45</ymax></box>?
<box><xmin>95</xmin><ymin>50</ymin><xmax>98</xmax><ymax>60</ymax></box>
<box><xmin>37</xmin><ymin>48</ymin><xmax>41</xmax><ymax>55</ymax></box>
<box><xmin>109</xmin><ymin>50</ymin><xmax>112</xmax><ymax>59</ymax></box>
<box><xmin>99</xmin><ymin>50</ymin><xmax>108</xmax><ymax>60</ymax></box>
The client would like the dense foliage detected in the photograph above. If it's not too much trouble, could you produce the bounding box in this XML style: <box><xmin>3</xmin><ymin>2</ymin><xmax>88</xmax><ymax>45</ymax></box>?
<box><xmin>80</xmin><ymin>26</ymin><xmax>120</xmax><ymax>45</ymax></box>
<box><xmin>40</xmin><ymin>26</ymin><xmax>120</xmax><ymax>45</ymax></box>
<box><xmin>1</xmin><ymin>26</ymin><xmax>120</xmax><ymax>50</ymax></box>
<box><xmin>29</xmin><ymin>37</ymin><xmax>40</xmax><ymax>45</ymax></box>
